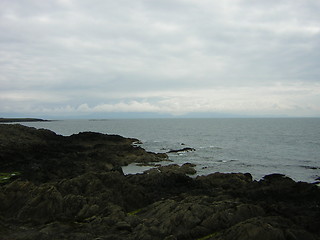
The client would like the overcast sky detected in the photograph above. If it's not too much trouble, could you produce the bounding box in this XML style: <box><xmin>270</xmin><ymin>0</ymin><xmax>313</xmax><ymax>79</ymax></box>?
<box><xmin>1</xmin><ymin>0</ymin><xmax>320</xmax><ymax>118</ymax></box>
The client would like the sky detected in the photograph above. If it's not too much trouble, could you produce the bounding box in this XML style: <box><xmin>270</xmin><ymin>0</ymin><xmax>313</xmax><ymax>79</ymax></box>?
<box><xmin>1</xmin><ymin>0</ymin><xmax>320</xmax><ymax>118</ymax></box>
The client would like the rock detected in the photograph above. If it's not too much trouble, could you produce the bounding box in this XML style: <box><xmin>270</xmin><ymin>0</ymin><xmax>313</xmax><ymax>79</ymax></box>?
<box><xmin>131</xmin><ymin>196</ymin><xmax>267</xmax><ymax>240</ymax></box>
<box><xmin>167</xmin><ymin>147</ymin><xmax>195</xmax><ymax>153</ymax></box>
<box><xmin>0</xmin><ymin>125</ymin><xmax>319</xmax><ymax>240</ymax></box>
<box><xmin>115</xmin><ymin>221</ymin><xmax>132</xmax><ymax>231</ymax></box>
<box><xmin>212</xmin><ymin>216</ymin><xmax>318</xmax><ymax>240</ymax></box>
<box><xmin>38</xmin><ymin>222</ymin><xmax>73</xmax><ymax>236</ymax></box>
<box><xmin>0</xmin><ymin>124</ymin><xmax>168</xmax><ymax>183</ymax></box>
<box><xmin>180</xmin><ymin>163</ymin><xmax>197</xmax><ymax>175</ymax></box>
<box><xmin>62</xmin><ymin>194</ymin><xmax>87</xmax><ymax>217</ymax></box>
<box><xmin>195</xmin><ymin>172</ymin><xmax>253</xmax><ymax>191</ymax></box>
<box><xmin>0</xmin><ymin>181</ymin><xmax>64</xmax><ymax>224</ymax></box>
<box><xmin>262</xmin><ymin>173</ymin><xmax>294</xmax><ymax>183</ymax></box>
<box><xmin>164</xmin><ymin>235</ymin><xmax>177</xmax><ymax>240</ymax></box>
<box><xmin>143</xmin><ymin>168</ymin><xmax>160</xmax><ymax>175</ymax></box>
<box><xmin>18</xmin><ymin>185</ymin><xmax>63</xmax><ymax>224</ymax></box>
<box><xmin>77</xmin><ymin>204</ymin><xmax>100</xmax><ymax>220</ymax></box>
<box><xmin>157</xmin><ymin>163</ymin><xmax>196</xmax><ymax>175</ymax></box>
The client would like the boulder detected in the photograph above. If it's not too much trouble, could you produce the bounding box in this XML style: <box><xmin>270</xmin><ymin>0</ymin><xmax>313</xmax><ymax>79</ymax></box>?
<box><xmin>156</xmin><ymin>163</ymin><xmax>197</xmax><ymax>175</ymax></box>
<box><xmin>167</xmin><ymin>147</ymin><xmax>196</xmax><ymax>153</ymax></box>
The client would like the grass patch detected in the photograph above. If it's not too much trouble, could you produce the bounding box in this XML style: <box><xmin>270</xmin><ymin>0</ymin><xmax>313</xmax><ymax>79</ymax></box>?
<box><xmin>197</xmin><ymin>232</ymin><xmax>220</xmax><ymax>240</ymax></box>
<box><xmin>0</xmin><ymin>172</ymin><xmax>21</xmax><ymax>184</ymax></box>
<box><xmin>128</xmin><ymin>209</ymin><xmax>142</xmax><ymax>216</ymax></box>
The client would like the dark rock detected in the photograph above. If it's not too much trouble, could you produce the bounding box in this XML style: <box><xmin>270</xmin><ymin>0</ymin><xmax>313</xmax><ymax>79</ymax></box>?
<box><xmin>262</xmin><ymin>173</ymin><xmax>293</xmax><ymax>182</ymax></box>
<box><xmin>115</xmin><ymin>221</ymin><xmax>132</xmax><ymax>231</ymax></box>
<box><xmin>195</xmin><ymin>172</ymin><xmax>253</xmax><ymax>191</ymax></box>
<box><xmin>212</xmin><ymin>216</ymin><xmax>318</xmax><ymax>240</ymax></box>
<box><xmin>150</xmin><ymin>163</ymin><xmax>197</xmax><ymax>175</ymax></box>
<box><xmin>0</xmin><ymin>124</ymin><xmax>167</xmax><ymax>183</ymax></box>
<box><xmin>167</xmin><ymin>147</ymin><xmax>195</xmax><ymax>153</ymax></box>
<box><xmin>0</xmin><ymin>125</ymin><xmax>319</xmax><ymax>240</ymax></box>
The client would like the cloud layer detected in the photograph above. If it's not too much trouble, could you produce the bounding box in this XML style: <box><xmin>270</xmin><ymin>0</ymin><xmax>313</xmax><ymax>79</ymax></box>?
<box><xmin>1</xmin><ymin>0</ymin><xmax>320</xmax><ymax>117</ymax></box>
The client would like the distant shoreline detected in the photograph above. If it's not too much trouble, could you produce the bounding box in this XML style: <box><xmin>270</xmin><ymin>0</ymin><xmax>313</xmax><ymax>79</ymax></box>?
<box><xmin>0</xmin><ymin>118</ymin><xmax>50</xmax><ymax>123</ymax></box>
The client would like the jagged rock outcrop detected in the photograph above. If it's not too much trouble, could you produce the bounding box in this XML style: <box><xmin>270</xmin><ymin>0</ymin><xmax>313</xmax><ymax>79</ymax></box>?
<box><xmin>0</xmin><ymin>124</ymin><xmax>319</xmax><ymax>240</ymax></box>
<box><xmin>0</xmin><ymin>124</ymin><xmax>167</xmax><ymax>183</ymax></box>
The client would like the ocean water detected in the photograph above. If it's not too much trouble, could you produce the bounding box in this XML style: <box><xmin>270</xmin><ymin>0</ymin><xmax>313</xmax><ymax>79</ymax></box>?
<box><xmin>19</xmin><ymin>118</ymin><xmax>320</xmax><ymax>183</ymax></box>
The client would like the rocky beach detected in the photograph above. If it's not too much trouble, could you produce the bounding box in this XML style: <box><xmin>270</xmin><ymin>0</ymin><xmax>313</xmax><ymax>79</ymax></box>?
<box><xmin>0</xmin><ymin>124</ymin><xmax>319</xmax><ymax>240</ymax></box>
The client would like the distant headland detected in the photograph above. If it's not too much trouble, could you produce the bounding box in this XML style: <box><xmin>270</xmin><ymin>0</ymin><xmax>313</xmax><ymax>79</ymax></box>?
<box><xmin>0</xmin><ymin>118</ymin><xmax>49</xmax><ymax>123</ymax></box>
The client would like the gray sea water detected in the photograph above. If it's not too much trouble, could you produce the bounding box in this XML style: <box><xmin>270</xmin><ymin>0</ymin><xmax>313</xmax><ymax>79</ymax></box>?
<box><xmin>19</xmin><ymin>118</ymin><xmax>320</xmax><ymax>183</ymax></box>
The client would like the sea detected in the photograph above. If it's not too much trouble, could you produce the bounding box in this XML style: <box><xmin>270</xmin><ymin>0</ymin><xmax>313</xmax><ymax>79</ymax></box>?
<box><xmin>17</xmin><ymin>118</ymin><xmax>320</xmax><ymax>183</ymax></box>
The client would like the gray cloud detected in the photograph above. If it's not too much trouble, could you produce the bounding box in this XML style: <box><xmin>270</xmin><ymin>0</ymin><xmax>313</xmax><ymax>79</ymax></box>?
<box><xmin>1</xmin><ymin>0</ymin><xmax>320</xmax><ymax>117</ymax></box>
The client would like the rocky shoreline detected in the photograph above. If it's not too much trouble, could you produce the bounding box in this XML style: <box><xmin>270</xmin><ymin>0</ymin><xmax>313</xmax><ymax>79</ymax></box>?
<box><xmin>0</xmin><ymin>124</ymin><xmax>319</xmax><ymax>240</ymax></box>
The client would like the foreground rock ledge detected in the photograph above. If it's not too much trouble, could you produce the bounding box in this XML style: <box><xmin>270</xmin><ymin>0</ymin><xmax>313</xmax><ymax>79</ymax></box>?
<box><xmin>0</xmin><ymin>124</ymin><xmax>319</xmax><ymax>240</ymax></box>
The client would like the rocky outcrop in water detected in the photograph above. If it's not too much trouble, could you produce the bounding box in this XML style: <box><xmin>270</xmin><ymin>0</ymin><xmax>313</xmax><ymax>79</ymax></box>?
<box><xmin>0</xmin><ymin>124</ymin><xmax>319</xmax><ymax>240</ymax></box>
<box><xmin>0</xmin><ymin>124</ymin><xmax>167</xmax><ymax>183</ymax></box>
<box><xmin>167</xmin><ymin>147</ymin><xmax>196</xmax><ymax>153</ymax></box>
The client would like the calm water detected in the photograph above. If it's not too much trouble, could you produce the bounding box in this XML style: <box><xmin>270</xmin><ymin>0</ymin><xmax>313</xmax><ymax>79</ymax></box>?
<box><xmin>20</xmin><ymin>118</ymin><xmax>320</xmax><ymax>182</ymax></box>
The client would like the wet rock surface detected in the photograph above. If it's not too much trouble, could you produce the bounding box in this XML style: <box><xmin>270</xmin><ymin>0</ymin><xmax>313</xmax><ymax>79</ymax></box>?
<box><xmin>167</xmin><ymin>147</ymin><xmax>196</xmax><ymax>153</ymax></box>
<box><xmin>0</xmin><ymin>124</ymin><xmax>319</xmax><ymax>240</ymax></box>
